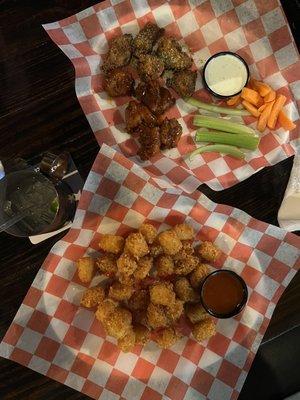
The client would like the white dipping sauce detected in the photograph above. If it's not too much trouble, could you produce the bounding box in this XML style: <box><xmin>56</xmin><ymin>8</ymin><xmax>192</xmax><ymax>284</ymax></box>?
<box><xmin>204</xmin><ymin>54</ymin><xmax>248</xmax><ymax>97</ymax></box>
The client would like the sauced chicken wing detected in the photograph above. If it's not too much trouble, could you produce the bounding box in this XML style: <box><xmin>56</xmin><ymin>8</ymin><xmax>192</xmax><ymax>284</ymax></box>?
<box><xmin>104</xmin><ymin>68</ymin><xmax>134</xmax><ymax>97</ymax></box>
<box><xmin>159</xmin><ymin>118</ymin><xmax>182</xmax><ymax>149</ymax></box>
<box><xmin>137</xmin><ymin>125</ymin><xmax>161</xmax><ymax>160</ymax></box>
<box><xmin>167</xmin><ymin>69</ymin><xmax>197</xmax><ymax>98</ymax></box>
<box><xmin>125</xmin><ymin>100</ymin><xmax>157</xmax><ymax>134</ymax></box>
<box><xmin>138</xmin><ymin>54</ymin><xmax>164</xmax><ymax>81</ymax></box>
<box><xmin>103</xmin><ymin>34</ymin><xmax>133</xmax><ymax>73</ymax></box>
<box><xmin>134</xmin><ymin>22</ymin><xmax>164</xmax><ymax>56</ymax></box>
<box><xmin>135</xmin><ymin>81</ymin><xmax>175</xmax><ymax>116</ymax></box>
<box><xmin>156</xmin><ymin>36</ymin><xmax>192</xmax><ymax>70</ymax></box>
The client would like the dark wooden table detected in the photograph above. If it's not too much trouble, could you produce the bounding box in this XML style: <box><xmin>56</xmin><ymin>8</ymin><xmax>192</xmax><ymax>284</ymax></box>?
<box><xmin>0</xmin><ymin>1</ymin><xmax>299</xmax><ymax>399</ymax></box>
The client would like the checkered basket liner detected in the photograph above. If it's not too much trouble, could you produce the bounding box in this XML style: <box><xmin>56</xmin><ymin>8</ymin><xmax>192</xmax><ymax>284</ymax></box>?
<box><xmin>1</xmin><ymin>143</ymin><xmax>299</xmax><ymax>400</ymax></box>
<box><xmin>43</xmin><ymin>0</ymin><xmax>300</xmax><ymax>192</ymax></box>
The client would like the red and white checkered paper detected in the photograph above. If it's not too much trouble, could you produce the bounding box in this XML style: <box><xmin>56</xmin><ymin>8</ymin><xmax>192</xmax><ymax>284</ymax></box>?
<box><xmin>43</xmin><ymin>0</ymin><xmax>300</xmax><ymax>192</ymax></box>
<box><xmin>1</xmin><ymin>144</ymin><xmax>299</xmax><ymax>400</ymax></box>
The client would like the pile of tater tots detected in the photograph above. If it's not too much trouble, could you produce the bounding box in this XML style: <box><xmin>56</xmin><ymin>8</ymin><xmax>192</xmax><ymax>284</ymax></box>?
<box><xmin>76</xmin><ymin>223</ymin><xmax>221</xmax><ymax>352</ymax></box>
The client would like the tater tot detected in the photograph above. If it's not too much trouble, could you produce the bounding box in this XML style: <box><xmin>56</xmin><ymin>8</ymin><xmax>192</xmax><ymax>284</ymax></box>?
<box><xmin>149</xmin><ymin>242</ymin><xmax>164</xmax><ymax>257</ymax></box>
<box><xmin>125</xmin><ymin>232</ymin><xmax>149</xmax><ymax>259</ymax></box>
<box><xmin>192</xmin><ymin>318</ymin><xmax>216</xmax><ymax>342</ymax></box>
<box><xmin>181</xmin><ymin>240</ymin><xmax>194</xmax><ymax>255</ymax></box>
<box><xmin>150</xmin><ymin>282</ymin><xmax>176</xmax><ymax>306</ymax></box>
<box><xmin>104</xmin><ymin>307</ymin><xmax>132</xmax><ymax>339</ymax></box>
<box><xmin>147</xmin><ymin>303</ymin><xmax>169</xmax><ymax>329</ymax></box>
<box><xmin>109</xmin><ymin>281</ymin><xmax>134</xmax><ymax>301</ymax></box>
<box><xmin>134</xmin><ymin>256</ymin><xmax>153</xmax><ymax>280</ymax></box>
<box><xmin>118</xmin><ymin>329</ymin><xmax>136</xmax><ymax>352</ymax></box>
<box><xmin>185</xmin><ymin>303</ymin><xmax>207</xmax><ymax>324</ymax></box>
<box><xmin>189</xmin><ymin>264</ymin><xmax>210</xmax><ymax>288</ymax></box>
<box><xmin>77</xmin><ymin>257</ymin><xmax>95</xmax><ymax>283</ymax></box>
<box><xmin>118</xmin><ymin>273</ymin><xmax>135</xmax><ymax>286</ymax></box>
<box><xmin>80</xmin><ymin>286</ymin><xmax>105</xmax><ymax>308</ymax></box>
<box><xmin>139</xmin><ymin>223</ymin><xmax>157</xmax><ymax>244</ymax></box>
<box><xmin>156</xmin><ymin>255</ymin><xmax>174</xmax><ymax>278</ymax></box>
<box><xmin>117</xmin><ymin>252</ymin><xmax>138</xmax><ymax>275</ymax></box>
<box><xmin>155</xmin><ymin>327</ymin><xmax>180</xmax><ymax>349</ymax></box>
<box><xmin>174</xmin><ymin>254</ymin><xmax>198</xmax><ymax>275</ymax></box>
<box><xmin>128</xmin><ymin>289</ymin><xmax>149</xmax><ymax>311</ymax></box>
<box><xmin>198</xmin><ymin>241</ymin><xmax>221</xmax><ymax>262</ymax></box>
<box><xmin>134</xmin><ymin>324</ymin><xmax>150</xmax><ymax>345</ymax></box>
<box><xmin>158</xmin><ymin>230</ymin><xmax>182</xmax><ymax>255</ymax></box>
<box><xmin>96</xmin><ymin>253</ymin><xmax>117</xmax><ymax>276</ymax></box>
<box><xmin>99</xmin><ymin>234</ymin><xmax>124</xmax><ymax>254</ymax></box>
<box><xmin>166</xmin><ymin>299</ymin><xmax>184</xmax><ymax>323</ymax></box>
<box><xmin>174</xmin><ymin>277</ymin><xmax>200</xmax><ymax>303</ymax></box>
<box><xmin>173</xmin><ymin>223</ymin><xmax>194</xmax><ymax>240</ymax></box>
<box><xmin>96</xmin><ymin>299</ymin><xmax>117</xmax><ymax>322</ymax></box>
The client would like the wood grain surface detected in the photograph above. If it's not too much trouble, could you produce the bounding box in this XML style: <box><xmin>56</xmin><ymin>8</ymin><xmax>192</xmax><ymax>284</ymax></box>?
<box><xmin>0</xmin><ymin>1</ymin><xmax>299</xmax><ymax>399</ymax></box>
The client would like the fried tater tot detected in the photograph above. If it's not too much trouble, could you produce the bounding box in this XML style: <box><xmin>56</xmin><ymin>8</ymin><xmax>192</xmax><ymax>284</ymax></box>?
<box><xmin>174</xmin><ymin>254</ymin><xmax>198</xmax><ymax>275</ymax></box>
<box><xmin>104</xmin><ymin>307</ymin><xmax>133</xmax><ymax>339</ymax></box>
<box><xmin>198</xmin><ymin>241</ymin><xmax>221</xmax><ymax>262</ymax></box>
<box><xmin>80</xmin><ymin>286</ymin><xmax>105</xmax><ymax>308</ymax></box>
<box><xmin>77</xmin><ymin>257</ymin><xmax>95</xmax><ymax>283</ymax></box>
<box><xmin>189</xmin><ymin>263</ymin><xmax>210</xmax><ymax>289</ymax></box>
<box><xmin>134</xmin><ymin>256</ymin><xmax>153</xmax><ymax>280</ymax></box>
<box><xmin>96</xmin><ymin>253</ymin><xmax>117</xmax><ymax>276</ymax></box>
<box><xmin>99</xmin><ymin>234</ymin><xmax>124</xmax><ymax>254</ymax></box>
<box><xmin>181</xmin><ymin>240</ymin><xmax>194</xmax><ymax>255</ymax></box>
<box><xmin>125</xmin><ymin>232</ymin><xmax>149</xmax><ymax>259</ymax></box>
<box><xmin>118</xmin><ymin>273</ymin><xmax>135</xmax><ymax>286</ymax></box>
<box><xmin>118</xmin><ymin>329</ymin><xmax>136</xmax><ymax>352</ymax></box>
<box><xmin>155</xmin><ymin>327</ymin><xmax>181</xmax><ymax>349</ymax></box>
<box><xmin>149</xmin><ymin>241</ymin><xmax>164</xmax><ymax>257</ymax></box>
<box><xmin>128</xmin><ymin>289</ymin><xmax>149</xmax><ymax>311</ymax></box>
<box><xmin>192</xmin><ymin>318</ymin><xmax>216</xmax><ymax>342</ymax></box>
<box><xmin>185</xmin><ymin>303</ymin><xmax>208</xmax><ymax>324</ymax></box>
<box><xmin>166</xmin><ymin>299</ymin><xmax>184</xmax><ymax>323</ymax></box>
<box><xmin>109</xmin><ymin>281</ymin><xmax>134</xmax><ymax>301</ymax></box>
<box><xmin>147</xmin><ymin>303</ymin><xmax>169</xmax><ymax>329</ymax></box>
<box><xmin>156</xmin><ymin>255</ymin><xmax>174</xmax><ymax>278</ymax></box>
<box><xmin>158</xmin><ymin>229</ymin><xmax>182</xmax><ymax>255</ymax></box>
<box><xmin>96</xmin><ymin>299</ymin><xmax>118</xmax><ymax>323</ymax></box>
<box><xmin>173</xmin><ymin>223</ymin><xmax>194</xmax><ymax>240</ymax></box>
<box><xmin>150</xmin><ymin>282</ymin><xmax>176</xmax><ymax>306</ymax></box>
<box><xmin>174</xmin><ymin>277</ymin><xmax>200</xmax><ymax>303</ymax></box>
<box><xmin>139</xmin><ymin>223</ymin><xmax>157</xmax><ymax>244</ymax></box>
<box><xmin>134</xmin><ymin>324</ymin><xmax>150</xmax><ymax>345</ymax></box>
<box><xmin>117</xmin><ymin>252</ymin><xmax>138</xmax><ymax>275</ymax></box>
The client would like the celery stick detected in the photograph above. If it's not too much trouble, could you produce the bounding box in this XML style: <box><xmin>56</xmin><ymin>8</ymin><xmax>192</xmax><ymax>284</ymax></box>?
<box><xmin>193</xmin><ymin>115</ymin><xmax>255</xmax><ymax>135</ymax></box>
<box><xmin>195</xmin><ymin>130</ymin><xmax>259</xmax><ymax>150</ymax></box>
<box><xmin>189</xmin><ymin>144</ymin><xmax>245</xmax><ymax>160</ymax></box>
<box><xmin>186</xmin><ymin>97</ymin><xmax>250</xmax><ymax>116</ymax></box>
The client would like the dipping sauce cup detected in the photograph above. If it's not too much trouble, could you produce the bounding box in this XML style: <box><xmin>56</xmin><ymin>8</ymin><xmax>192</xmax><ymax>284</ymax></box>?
<box><xmin>202</xmin><ymin>51</ymin><xmax>249</xmax><ymax>99</ymax></box>
<box><xmin>200</xmin><ymin>269</ymin><xmax>248</xmax><ymax>319</ymax></box>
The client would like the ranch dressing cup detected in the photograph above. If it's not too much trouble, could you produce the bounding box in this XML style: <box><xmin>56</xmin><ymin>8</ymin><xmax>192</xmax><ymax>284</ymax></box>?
<box><xmin>203</xmin><ymin>52</ymin><xmax>249</xmax><ymax>99</ymax></box>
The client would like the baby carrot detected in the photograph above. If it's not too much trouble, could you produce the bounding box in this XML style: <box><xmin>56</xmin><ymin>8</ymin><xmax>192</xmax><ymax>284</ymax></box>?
<box><xmin>241</xmin><ymin>87</ymin><xmax>263</xmax><ymax>107</ymax></box>
<box><xmin>278</xmin><ymin>110</ymin><xmax>296</xmax><ymax>131</ymax></box>
<box><xmin>227</xmin><ymin>94</ymin><xmax>241</xmax><ymax>106</ymax></box>
<box><xmin>264</xmin><ymin>90</ymin><xmax>276</xmax><ymax>102</ymax></box>
<box><xmin>267</xmin><ymin>94</ymin><xmax>286</xmax><ymax>129</ymax></box>
<box><xmin>242</xmin><ymin>100</ymin><xmax>260</xmax><ymax>117</ymax></box>
<box><xmin>257</xmin><ymin>101</ymin><xmax>274</xmax><ymax>132</ymax></box>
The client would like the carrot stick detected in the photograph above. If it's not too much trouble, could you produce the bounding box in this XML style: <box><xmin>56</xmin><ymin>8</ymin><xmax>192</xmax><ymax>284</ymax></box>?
<box><xmin>256</xmin><ymin>82</ymin><xmax>272</xmax><ymax>97</ymax></box>
<box><xmin>267</xmin><ymin>94</ymin><xmax>286</xmax><ymax>129</ymax></box>
<box><xmin>278</xmin><ymin>110</ymin><xmax>296</xmax><ymax>131</ymax></box>
<box><xmin>242</xmin><ymin>100</ymin><xmax>260</xmax><ymax>117</ymax></box>
<box><xmin>241</xmin><ymin>87</ymin><xmax>263</xmax><ymax>107</ymax></box>
<box><xmin>257</xmin><ymin>101</ymin><xmax>274</xmax><ymax>132</ymax></box>
<box><xmin>264</xmin><ymin>90</ymin><xmax>276</xmax><ymax>102</ymax></box>
<box><xmin>258</xmin><ymin>104</ymin><xmax>267</xmax><ymax>113</ymax></box>
<box><xmin>227</xmin><ymin>94</ymin><xmax>241</xmax><ymax>106</ymax></box>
